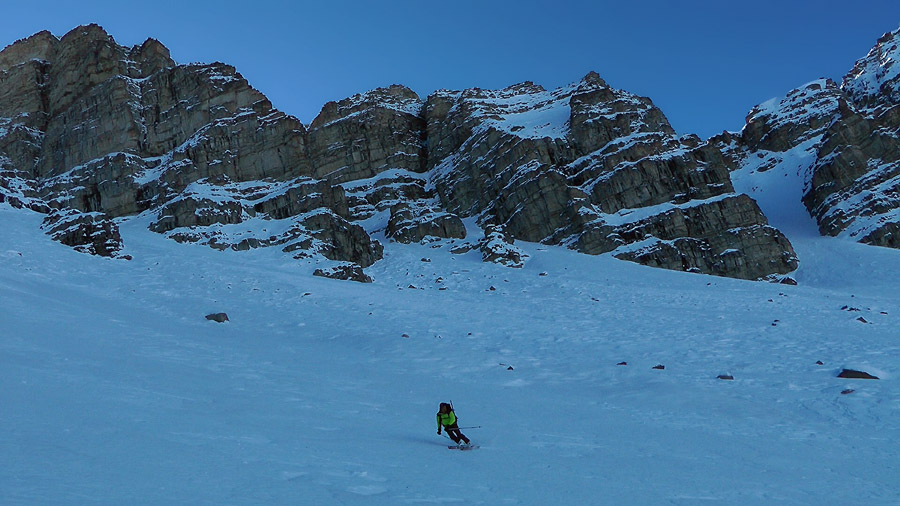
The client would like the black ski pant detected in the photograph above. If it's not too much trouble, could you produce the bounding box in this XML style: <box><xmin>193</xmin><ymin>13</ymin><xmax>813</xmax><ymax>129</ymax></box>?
<box><xmin>443</xmin><ymin>423</ymin><xmax>469</xmax><ymax>444</ymax></box>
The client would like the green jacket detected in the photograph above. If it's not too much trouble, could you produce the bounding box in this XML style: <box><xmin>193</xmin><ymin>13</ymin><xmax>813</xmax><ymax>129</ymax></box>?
<box><xmin>437</xmin><ymin>410</ymin><xmax>457</xmax><ymax>429</ymax></box>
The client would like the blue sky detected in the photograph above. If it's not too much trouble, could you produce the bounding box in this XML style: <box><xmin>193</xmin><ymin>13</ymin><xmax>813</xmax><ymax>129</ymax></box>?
<box><xmin>2</xmin><ymin>1</ymin><xmax>899</xmax><ymax>138</ymax></box>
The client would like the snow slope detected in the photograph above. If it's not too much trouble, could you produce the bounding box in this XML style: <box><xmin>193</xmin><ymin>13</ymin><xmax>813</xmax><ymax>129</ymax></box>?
<box><xmin>1</xmin><ymin>202</ymin><xmax>899</xmax><ymax>505</ymax></box>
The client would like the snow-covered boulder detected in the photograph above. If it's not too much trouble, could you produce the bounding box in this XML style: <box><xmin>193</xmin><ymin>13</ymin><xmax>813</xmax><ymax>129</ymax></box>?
<box><xmin>479</xmin><ymin>225</ymin><xmax>528</xmax><ymax>268</ymax></box>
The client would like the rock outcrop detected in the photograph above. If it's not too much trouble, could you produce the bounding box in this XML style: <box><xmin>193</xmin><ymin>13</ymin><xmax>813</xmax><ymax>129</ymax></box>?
<box><xmin>40</xmin><ymin>208</ymin><xmax>125</xmax><ymax>258</ymax></box>
<box><xmin>307</xmin><ymin>85</ymin><xmax>426</xmax><ymax>183</ymax></box>
<box><xmin>386</xmin><ymin>201</ymin><xmax>466</xmax><ymax>244</ymax></box>
<box><xmin>0</xmin><ymin>24</ymin><xmax>807</xmax><ymax>281</ymax></box>
<box><xmin>313</xmin><ymin>263</ymin><xmax>374</xmax><ymax>283</ymax></box>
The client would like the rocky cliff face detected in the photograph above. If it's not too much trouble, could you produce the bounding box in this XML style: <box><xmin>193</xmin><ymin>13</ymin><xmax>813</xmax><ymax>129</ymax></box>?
<box><xmin>0</xmin><ymin>25</ymin><xmax>801</xmax><ymax>281</ymax></box>
<box><xmin>425</xmin><ymin>73</ymin><xmax>797</xmax><ymax>279</ymax></box>
<box><xmin>721</xmin><ymin>28</ymin><xmax>900</xmax><ymax>248</ymax></box>
<box><xmin>0</xmin><ymin>25</ymin><xmax>381</xmax><ymax>266</ymax></box>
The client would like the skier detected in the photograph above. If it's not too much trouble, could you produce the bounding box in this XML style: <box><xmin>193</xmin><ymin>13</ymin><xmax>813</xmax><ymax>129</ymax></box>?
<box><xmin>436</xmin><ymin>402</ymin><xmax>470</xmax><ymax>446</ymax></box>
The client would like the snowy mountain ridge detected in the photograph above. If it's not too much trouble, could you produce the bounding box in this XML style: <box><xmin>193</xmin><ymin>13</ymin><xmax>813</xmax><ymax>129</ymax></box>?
<box><xmin>843</xmin><ymin>28</ymin><xmax>900</xmax><ymax>108</ymax></box>
<box><xmin>720</xmin><ymin>26</ymin><xmax>900</xmax><ymax>249</ymax></box>
<box><xmin>0</xmin><ymin>26</ymin><xmax>797</xmax><ymax>282</ymax></box>
<box><xmin>0</xmin><ymin>24</ymin><xmax>899</xmax><ymax>283</ymax></box>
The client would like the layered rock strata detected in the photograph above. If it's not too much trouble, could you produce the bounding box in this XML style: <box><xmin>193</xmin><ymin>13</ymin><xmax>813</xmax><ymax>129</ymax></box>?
<box><xmin>0</xmin><ymin>24</ymin><xmax>805</xmax><ymax>280</ymax></box>
<box><xmin>0</xmin><ymin>25</ymin><xmax>381</xmax><ymax>270</ymax></box>
<box><xmin>425</xmin><ymin>74</ymin><xmax>797</xmax><ymax>279</ymax></box>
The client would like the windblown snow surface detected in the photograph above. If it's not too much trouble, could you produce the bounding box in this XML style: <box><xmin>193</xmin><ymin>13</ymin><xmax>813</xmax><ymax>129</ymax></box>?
<box><xmin>2</xmin><ymin>156</ymin><xmax>900</xmax><ymax>504</ymax></box>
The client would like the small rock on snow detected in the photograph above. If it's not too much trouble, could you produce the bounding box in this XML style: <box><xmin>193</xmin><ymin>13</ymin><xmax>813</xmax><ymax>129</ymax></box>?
<box><xmin>205</xmin><ymin>312</ymin><xmax>229</xmax><ymax>323</ymax></box>
<box><xmin>837</xmin><ymin>369</ymin><xmax>879</xmax><ymax>380</ymax></box>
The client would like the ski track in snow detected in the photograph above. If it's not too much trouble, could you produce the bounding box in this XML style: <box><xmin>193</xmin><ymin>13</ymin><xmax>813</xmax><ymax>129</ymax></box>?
<box><xmin>1</xmin><ymin>204</ymin><xmax>899</xmax><ymax>505</ymax></box>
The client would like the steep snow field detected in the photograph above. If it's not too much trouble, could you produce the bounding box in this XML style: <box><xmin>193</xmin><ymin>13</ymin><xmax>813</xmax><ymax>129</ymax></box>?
<box><xmin>1</xmin><ymin>201</ymin><xmax>899</xmax><ymax>505</ymax></box>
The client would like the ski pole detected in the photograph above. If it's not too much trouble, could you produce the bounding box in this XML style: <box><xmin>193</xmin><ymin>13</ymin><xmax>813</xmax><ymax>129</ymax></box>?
<box><xmin>456</xmin><ymin>426</ymin><xmax>482</xmax><ymax>429</ymax></box>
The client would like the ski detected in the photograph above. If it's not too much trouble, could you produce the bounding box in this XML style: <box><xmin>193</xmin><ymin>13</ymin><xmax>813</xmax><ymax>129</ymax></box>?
<box><xmin>448</xmin><ymin>444</ymin><xmax>479</xmax><ymax>450</ymax></box>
